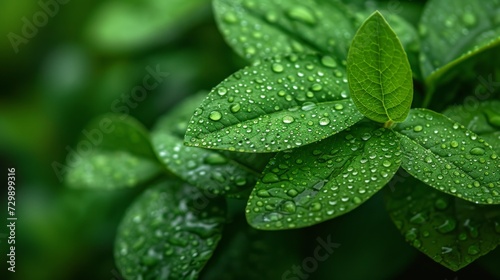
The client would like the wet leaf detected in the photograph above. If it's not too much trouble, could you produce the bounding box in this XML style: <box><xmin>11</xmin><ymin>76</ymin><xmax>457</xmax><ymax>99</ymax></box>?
<box><xmin>213</xmin><ymin>0</ymin><xmax>355</xmax><ymax>61</ymax></box>
<box><xmin>443</xmin><ymin>100</ymin><xmax>500</xmax><ymax>135</ymax></box>
<box><xmin>115</xmin><ymin>180</ymin><xmax>226</xmax><ymax>279</ymax></box>
<box><xmin>85</xmin><ymin>0</ymin><xmax>208</xmax><ymax>52</ymax></box>
<box><xmin>347</xmin><ymin>11</ymin><xmax>413</xmax><ymax>124</ymax></box>
<box><xmin>152</xmin><ymin>93</ymin><xmax>271</xmax><ymax>195</ymax></box>
<box><xmin>394</xmin><ymin>109</ymin><xmax>500</xmax><ymax>204</ymax></box>
<box><xmin>65</xmin><ymin>114</ymin><xmax>161</xmax><ymax>189</ymax></box>
<box><xmin>185</xmin><ymin>54</ymin><xmax>364</xmax><ymax>153</ymax></box>
<box><xmin>246</xmin><ymin>122</ymin><xmax>402</xmax><ymax>230</ymax></box>
<box><xmin>420</xmin><ymin>0</ymin><xmax>500</xmax><ymax>84</ymax></box>
<box><xmin>385</xmin><ymin>174</ymin><xmax>500</xmax><ymax>271</ymax></box>
<box><xmin>200</xmin><ymin>217</ymin><xmax>300</xmax><ymax>279</ymax></box>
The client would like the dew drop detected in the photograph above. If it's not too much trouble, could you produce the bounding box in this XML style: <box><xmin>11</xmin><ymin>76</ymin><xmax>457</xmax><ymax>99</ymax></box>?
<box><xmin>287</xmin><ymin>6</ymin><xmax>316</xmax><ymax>25</ymax></box>
<box><xmin>272</xmin><ymin>63</ymin><xmax>284</xmax><ymax>73</ymax></box>
<box><xmin>256</xmin><ymin>189</ymin><xmax>271</xmax><ymax>197</ymax></box>
<box><xmin>230</xmin><ymin>103</ymin><xmax>241</xmax><ymax>113</ymax></box>
<box><xmin>319</xmin><ymin>117</ymin><xmax>330</xmax><ymax>126</ymax></box>
<box><xmin>462</xmin><ymin>13</ymin><xmax>477</xmax><ymax>27</ymax></box>
<box><xmin>334</xmin><ymin>104</ymin><xmax>344</xmax><ymax>110</ymax></box>
<box><xmin>321</xmin><ymin>55</ymin><xmax>337</xmax><ymax>68</ymax></box>
<box><xmin>282</xmin><ymin>115</ymin><xmax>295</xmax><ymax>124</ymax></box>
<box><xmin>209</xmin><ymin>111</ymin><xmax>222</xmax><ymax>121</ymax></box>
<box><xmin>311</xmin><ymin>83</ymin><xmax>322</xmax><ymax>92</ymax></box>
<box><xmin>262</xmin><ymin>173</ymin><xmax>280</xmax><ymax>183</ymax></box>
<box><xmin>217</xmin><ymin>86</ymin><xmax>228</xmax><ymax>96</ymax></box>
<box><xmin>223</xmin><ymin>13</ymin><xmax>238</xmax><ymax>24</ymax></box>
<box><xmin>282</xmin><ymin>201</ymin><xmax>296</xmax><ymax>213</ymax></box>
<box><xmin>469</xmin><ymin>147</ymin><xmax>485</xmax><ymax>155</ymax></box>
<box><xmin>467</xmin><ymin>245</ymin><xmax>480</xmax><ymax>255</ymax></box>
<box><xmin>413</xmin><ymin>125</ymin><xmax>423</xmax><ymax>132</ymax></box>
<box><xmin>382</xmin><ymin>160</ymin><xmax>392</xmax><ymax>167</ymax></box>
<box><xmin>450</xmin><ymin>140</ymin><xmax>459</xmax><ymax>148</ymax></box>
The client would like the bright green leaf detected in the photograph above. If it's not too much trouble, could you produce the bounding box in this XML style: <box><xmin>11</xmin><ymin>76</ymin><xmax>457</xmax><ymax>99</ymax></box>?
<box><xmin>65</xmin><ymin>114</ymin><xmax>161</xmax><ymax>189</ymax></box>
<box><xmin>385</xmin><ymin>175</ymin><xmax>500</xmax><ymax>271</ymax></box>
<box><xmin>420</xmin><ymin>0</ymin><xmax>500</xmax><ymax>84</ymax></box>
<box><xmin>152</xmin><ymin>94</ymin><xmax>271</xmax><ymax>195</ymax></box>
<box><xmin>347</xmin><ymin>11</ymin><xmax>413</xmax><ymax>124</ymax></box>
<box><xmin>246</xmin><ymin>122</ymin><xmax>402</xmax><ymax>230</ymax></box>
<box><xmin>85</xmin><ymin>0</ymin><xmax>208</xmax><ymax>52</ymax></box>
<box><xmin>394</xmin><ymin>109</ymin><xmax>500</xmax><ymax>204</ymax></box>
<box><xmin>185</xmin><ymin>54</ymin><xmax>364</xmax><ymax>153</ymax></box>
<box><xmin>213</xmin><ymin>0</ymin><xmax>355</xmax><ymax>61</ymax></box>
<box><xmin>115</xmin><ymin>180</ymin><xmax>226</xmax><ymax>279</ymax></box>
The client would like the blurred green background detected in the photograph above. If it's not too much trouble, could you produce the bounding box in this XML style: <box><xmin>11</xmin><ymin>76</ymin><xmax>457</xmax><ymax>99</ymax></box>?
<box><xmin>1</xmin><ymin>0</ymin><xmax>499</xmax><ymax>279</ymax></box>
<box><xmin>0</xmin><ymin>0</ymin><xmax>244</xmax><ymax>279</ymax></box>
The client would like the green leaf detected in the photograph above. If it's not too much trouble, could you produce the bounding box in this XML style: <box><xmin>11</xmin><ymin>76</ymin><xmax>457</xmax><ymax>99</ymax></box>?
<box><xmin>394</xmin><ymin>109</ymin><xmax>500</xmax><ymax>204</ymax></box>
<box><xmin>347</xmin><ymin>11</ymin><xmax>413</xmax><ymax>124</ymax></box>
<box><xmin>443</xmin><ymin>100</ymin><xmax>500</xmax><ymax>135</ymax></box>
<box><xmin>213</xmin><ymin>0</ymin><xmax>355</xmax><ymax>61</ymax></box>
<box><xmin>152</xmin><ymin>94</ymin><xmax>270</xmax><ymax>195</ymax></box>
<box><xmin>246</xmin><ymin>122</ymin><xmax>402</xmax><ymax>230</ymax></box>
<box><xmin>420</xmin><ymin>0</ymin><xmax>500</xmax><ymax>83</ymax></box>
<box><xmin>65</xmin><ymin>114</ymin><xmax>161</xmax><ymax>189</ymax></box>
<box><xmin>115</xmin><ymin>180</ymin><xmax>226</xmax><ymax>279</ymax></box>
<box><xmin>85</xmin><ymin>0</ymin><xmax>209</xmax><ymax>52</ymax></box>
<box><xmin>200</xmin><ymin>217</ymin><xmax>300</xmax><ymax>279</ymax></box>
<box><xmin>185</xmin><ymin>54</ymin><xmax>364</xmax><ymax>153</ymax></box>
<box><xmin>385</xmin><ymin>174</ymin><xmax>500</xmax><ymax>271</ymax></box>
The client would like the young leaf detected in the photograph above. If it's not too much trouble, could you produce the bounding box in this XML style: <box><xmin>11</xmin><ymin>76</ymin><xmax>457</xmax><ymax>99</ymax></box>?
<box><xmin>394</xmin><ymin>109</ymin><xmax>500</xmax><ymax>204</ymax></box>
<box><xmin>185</xmin><ymin>54</ymin><xmax>364</xmax><ymax>153</ymax></box>
<box><xmin>347</xmin><ymin>11</ymin><xmax>413</xmax><ymax>125</ymax></box>
<box><xmin>115</xmin><ymin>180</ymin><xmax>226</xmax><ymax>279</ymax></box>
<box><xmin>65</xmin><ymin>114</ymin><xmax>161</xmax><ymax>189</ymax></box>
<box><xmin>385</xmin><ymin>175</ymin><xmax>500</xmax><ymax>271</ymax></box>
<box><xmin>246</xmin><ymin>122</ymin><xmax>402</xmax><ymax>230</ymax></box>
<box><xmin>213</xmin><ymin>0</ymin><xmax>355</xmax><ymax>61</ymax></box>
<box><xmin>420</xmin><ymin>0</ymin><xmax>500</xmax><ymax>84</ymax></box>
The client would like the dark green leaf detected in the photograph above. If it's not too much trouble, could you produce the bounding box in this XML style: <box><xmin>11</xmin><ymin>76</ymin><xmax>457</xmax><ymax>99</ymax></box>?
<box><xmin>85</xmin><ymin>0</ymin><xmax>209</xmax><ymax>52</ymax></box>
<box><xmin>65</xmin><ymin>114</ymin><xmax>161</xmax><ymax>189</ymax></box>
<box><xmin>347</xmin><ymin>11</ymin><xmax>413</xmax><ymax>124</ymax></box>
<box><xmin>394</xmin><ymin>109</ymin><xmax>500</xmax><ymax>204</ymax></box>
<box><xmin>213</xmin><ymin>0</ymin><xmax>355</xmax><ymax>61</ymax></box>
<box><xmin>443</xmin><ymin>100</ymin><xmax>500</xmax><ymax>135</ymax></box>
<box><xmin>385</xmin><ymin>175</ymin><xmax>500</xmax><ymax>271</ymax></box>
<box><xmin>152</xmin><ymin>94</ymin><xmax>270</xmax><ymax>195</ymax></box>
<box><xmin>246</xmin><ymin>122</ymin><xmax>401</xmax><ymax>230</ymax></box>
<box><xmin>115</xmin><ymin>180</ymin><xmax>226</xmax><ymax>279</ymax></box>
<box><xmin>420</xmin><ymin>0</ymin><xmax>500</xmax><ymax>83</ymax></box>
<box><xmin>185</xmin><ymin>54</ymin><xmax>364</xmax><ymax>153</ymax></box>
<box><xmin>200</xmin><ymin>217</ymin><xmax>300</xmax><ymax>279</ymax></box>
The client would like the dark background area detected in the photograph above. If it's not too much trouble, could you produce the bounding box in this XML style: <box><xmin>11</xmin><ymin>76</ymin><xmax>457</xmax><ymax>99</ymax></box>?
<box><xmin>0</xmin><ymin>0</ymin><xmax>498</xmax><ymax>279</ymax></box>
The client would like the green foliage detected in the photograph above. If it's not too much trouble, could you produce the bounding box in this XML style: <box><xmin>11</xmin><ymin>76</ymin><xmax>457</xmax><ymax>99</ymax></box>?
<box><xmin>184</xmin><ymin>54</ymin><xmax>364</xmax><ymax>152</ymax></box>
<box><xmin>395</xmin><ymin>109</ymin><xmax>500</xmax><ymax>204</ymax></box>
<box><xmin>347</xmin><ymin>11</ymin><xmax>413</xmax><ymax>124</ymax></box>
<box><xmin>246</xmin><ymin>122</ymin><xmax>401</xmax><ymax>230</ymax></box>
<box><xmin>385</xmin><ymin>174</ymin><xmax>500</xmax><ymax>271</ymax></box>
<box><xmin>65</xmin><ymin>114</ymin><xmax>161</xmax><ymax>189</ymax></box>
<box><xmin>63</xmin><ymin>0</ymin><xmax>500</xmax><ymax>277</ymax></box>
<box><xmin>114</xmin><ymin>180</ymin><xmax>226</xmax><ymax>279</ymax></box>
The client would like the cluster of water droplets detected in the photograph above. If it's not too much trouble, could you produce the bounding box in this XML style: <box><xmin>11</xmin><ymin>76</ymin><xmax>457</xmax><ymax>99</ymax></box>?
<box><xmin>397</xmin><ymin>109</ymin><xmax>500</xmax><ymax>204</ymax></box>
<box><xmin>215</xmin><ymin>0</ymin><xmax>355</xmax><ymax>61</ymax></box>
<box><xmin>185</xmin><ymin>54</ymin><xmax>364</xmax><ymax>152</ymax></box>
<box><xmin>246</xmin><ymin>124</ymin><xmax>402</xmax><ymax>229</ymax></box>
<box><xmin>115</xmin><ymin>183</ymin><xmax>226</xmax><ymax>279</ymax></box>
<box><xmin>387</xmin><ymin>179</ymin><xmax>500</xmax><ymax>271</ymax></box>
<box><xmin>419</xmin><ymin>0</ymin><xmax>500</xmax><ymax>77</ymax></box>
